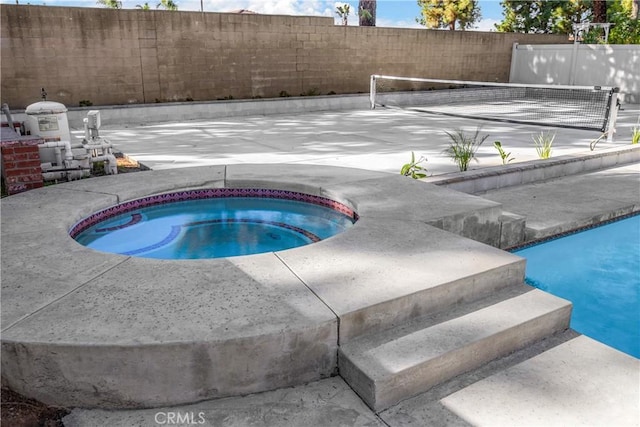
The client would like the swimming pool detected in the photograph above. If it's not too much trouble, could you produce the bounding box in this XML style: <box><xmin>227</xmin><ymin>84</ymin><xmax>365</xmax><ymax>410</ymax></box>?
<box><xmin>71</xmin><ymin>188</ymin><xmax>358</xmax><ymax>259</ymax></box>
<box><xmin>514</xmin><ymin>215</ymin><xmax>640</xmax><ymax>358</ymax></box>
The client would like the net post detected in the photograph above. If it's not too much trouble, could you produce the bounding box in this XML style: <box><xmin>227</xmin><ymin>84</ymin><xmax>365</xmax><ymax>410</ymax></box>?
<box><xmin>369</xmin><ymin>75</ymin><xmax>376</xmax><ymax>109</ymax></box>
<box><xmin>606</xmin><ymin>89</ymin><xmax>619</xmax><ymax>143</ymax></box>
<box><xmin>508</xmin><ymin>43</ymin><xmax>519</xmax><ymax>83</ymax></box>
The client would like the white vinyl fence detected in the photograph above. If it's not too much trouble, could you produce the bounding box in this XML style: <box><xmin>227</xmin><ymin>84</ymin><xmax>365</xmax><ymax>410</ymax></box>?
<box><xmin>509</xmin><ymin>43</ymin><xmax>640</xmax><ymax>104</ymax></box>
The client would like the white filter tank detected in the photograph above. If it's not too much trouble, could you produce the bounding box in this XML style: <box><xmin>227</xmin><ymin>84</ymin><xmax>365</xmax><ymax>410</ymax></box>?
<box><xmin>24</xmin><ymin>100</ymin><xmax>71</xmax><ymax>142</ymax></box>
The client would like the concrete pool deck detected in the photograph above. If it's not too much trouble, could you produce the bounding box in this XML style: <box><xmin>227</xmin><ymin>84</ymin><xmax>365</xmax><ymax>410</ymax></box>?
<box><xmin>2</xmin><ymin>101</ymin><xmax>639</xmax><ymax>426</ymax></box>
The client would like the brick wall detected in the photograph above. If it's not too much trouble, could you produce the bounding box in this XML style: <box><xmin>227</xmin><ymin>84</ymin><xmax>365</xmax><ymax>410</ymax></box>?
<box><xmin>1</xmin><ymin>134</ymin><xmax>44</xmax><ymax>195</ymax></box>
<box><xmin>1</xmin><ymin>5</ymin><xmax>569</xmax><ymax>109</ymax></box>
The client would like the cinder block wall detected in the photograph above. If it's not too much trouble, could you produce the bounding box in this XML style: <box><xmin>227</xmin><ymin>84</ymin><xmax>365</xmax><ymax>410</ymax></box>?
<box><xmin>1</xmin><ymin>5</ymin><xmax>568</xmax><ymax>109</ymax></box>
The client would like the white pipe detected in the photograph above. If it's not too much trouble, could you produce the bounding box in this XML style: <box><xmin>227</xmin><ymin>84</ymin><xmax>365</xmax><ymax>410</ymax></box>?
<box><xmin>90</xmin><ymin>154</ymin><xmax>114</xmax><ymax>163</ymax></box>
<box><xmin>106</xmin><ymin>153</ymin><xmax>117</xmax><ymax>175</ymax></box>
<box><xmin>53</xmin><ymin>147</ymin><xmax>63</xmax><ymax>167</ymax></box>
<box><xmin>42</xmin><ymin>170</ymin><xmax>89</xmax><ymax>181</ymax></box>
<box><xmin>40</xmin><ymin>140</ymin><xmax>73</xmax><ymax>162</ymax></box>
<box><xmin>90</xmin><ymin>153</ymin><xmax>118</xmax><ymax>175</ymax></box>
<box><xmin>83</xmin><ymin>141</ymin><xmax>113</xmax><ymax>151</ymax></box>
<box><xmin>2</xmin><ymin>103</ymin><xmax>15</xmax><ymax>131</ymax></box>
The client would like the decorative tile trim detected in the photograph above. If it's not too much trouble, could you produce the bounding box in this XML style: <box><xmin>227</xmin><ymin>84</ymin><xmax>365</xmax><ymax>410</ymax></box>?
<box><xmin>69</xmin><ymin>188</ymin><xmax>358</xmax><ymax>238</ymax></box>
<box><xmin>508</xmin><ymin>211</ymin><xmax>640</xmax><ymax>252</ymax></box>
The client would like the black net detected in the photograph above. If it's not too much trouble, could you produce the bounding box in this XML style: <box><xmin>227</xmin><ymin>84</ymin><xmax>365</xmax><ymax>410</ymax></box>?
<box><xmin>373</xmin><ymin>77</ymin><xmax>617</xmax><ymax>132</ymax></box>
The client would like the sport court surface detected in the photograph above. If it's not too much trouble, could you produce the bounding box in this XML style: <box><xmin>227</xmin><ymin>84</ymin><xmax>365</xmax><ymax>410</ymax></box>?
<box><xmin>8</xmin><ymin>101</ymin><xmax>640</xmax><ymax>426</ymax></box>
<box><xmin>94</xmin><ymin>103</ymin><xmax>639</xmax><ymax>175</ymax></box>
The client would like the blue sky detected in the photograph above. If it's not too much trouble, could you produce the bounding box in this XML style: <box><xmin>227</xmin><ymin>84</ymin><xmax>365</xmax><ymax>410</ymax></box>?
<box><xmin>0</xmin><ymin>0</ymin><xmax>505</xmax><ymax>31</ymax></box>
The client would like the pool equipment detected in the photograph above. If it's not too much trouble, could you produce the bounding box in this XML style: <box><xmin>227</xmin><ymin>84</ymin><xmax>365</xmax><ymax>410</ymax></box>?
<box><xmin>21</xmin><ymin>91</ymin><xmax>117</xmax><ymax>181</ymax></box>
<box><xmin>24</xmin><ymin>98</ymin><xmax>72</xmax><ymax>142</ymax></box>
<box><xmin>82</xmin><ymin>110</ymin><xmax>118</xmax><ymax>175</ymax></box>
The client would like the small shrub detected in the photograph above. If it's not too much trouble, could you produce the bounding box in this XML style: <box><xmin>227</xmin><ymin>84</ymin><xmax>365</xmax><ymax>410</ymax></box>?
<box><xmin>79</xmin><ymin>100</ymin><xmax>93</xmax><ymax>107</ymax></box>
<box><xmin>632</xmin><ymin>126</ymin><xmax>640</xmax><ymax>145</ymax></box>
<box><xmin>279</xmin><ymin>91</ymin><xmax>291</xmax><ymax>97</ymax></box>
<box><xmin>443</xmin><ymin>127</ymin><xmax>489</xmax><ymax>172</ymax></box>
<box><xmin>400</xmin><ymin>152</ymin><xmax>427</xmax><ymax>179</ymax></box>
<box><xmin>300</xmin><ymin>88</ymin><xmax>320</xmax><ymax>97</ymax></box>
<box><xmin>532</xmin><ymin>131</ymin><xmax>555</xmax><ymax>159</ymax></box>
<box><xmin>493</xmin><ymin>141</ymin><xmax>514</xmax><ymax>164</ymax></box>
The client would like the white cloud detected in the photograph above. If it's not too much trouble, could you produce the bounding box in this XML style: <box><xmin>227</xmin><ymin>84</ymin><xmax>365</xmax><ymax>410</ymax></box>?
<box><xmin>2</xmin><ymin>0</ymin><xmax>493</xmax><ymax>30</ymax></box>
<box><xmin>377</xmin><ymin>17</ymin><xmax>421</xmax><ymax>29</ymax></box>
<box><xmin>159</xmin><ymin>0</ymin><xmax>336</xmax><ymax>15</ymax></box>
<box><xmin>470</xmin><ymin>17</ymin><xmax>499</xmax><ymax>32</ymax></box>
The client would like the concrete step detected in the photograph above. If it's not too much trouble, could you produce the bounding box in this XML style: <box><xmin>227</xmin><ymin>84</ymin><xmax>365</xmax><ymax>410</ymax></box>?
<box><xmin>440</xmin><ymin>335</ymin><xmax>640</xmax><ymax>427</ymax></box>
<box><xmin>339</xmin><ymin>288</ymin><xmax>572</xmax><ymax>412</ymax></box>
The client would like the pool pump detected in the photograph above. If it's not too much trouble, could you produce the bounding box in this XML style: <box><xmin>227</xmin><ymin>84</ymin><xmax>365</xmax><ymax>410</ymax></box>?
<box><xmin>82</xmin><ymin>110</ymin><xmax>118</xmax><ymax>176</ymax></box>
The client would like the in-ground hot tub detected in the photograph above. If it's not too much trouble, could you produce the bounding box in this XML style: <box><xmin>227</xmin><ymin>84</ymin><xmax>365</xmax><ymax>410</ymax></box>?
<box><xmin>71</xmin><ymin>189</ymin><xmax>358</xmax><ymax>259</ymax></box>
<box><xmin>1</xmin><ymin>164</ymin><xmax>517</xmax><ymax>409</ymax></box>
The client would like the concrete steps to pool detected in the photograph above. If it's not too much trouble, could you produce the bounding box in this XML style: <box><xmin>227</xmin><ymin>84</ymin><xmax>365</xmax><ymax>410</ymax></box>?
<box><xmin>339</xmin><ymin>286</ymin><xmax>572</xmax><ymax>411</ymax></box>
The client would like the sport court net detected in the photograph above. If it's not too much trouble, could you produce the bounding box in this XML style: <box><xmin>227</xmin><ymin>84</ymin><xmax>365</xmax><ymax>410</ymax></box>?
<box><xmin>370</xmin><ymin>75</ymin><xmax>619</xmax><ymax>136</ymax></box>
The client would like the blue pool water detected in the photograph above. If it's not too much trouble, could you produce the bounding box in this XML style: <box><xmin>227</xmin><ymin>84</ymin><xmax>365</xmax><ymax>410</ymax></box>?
<box><xmin>514</xmin><ymin>215</ymin><xmax>640</xmax><ymax>358</ymax></box>
<box><xmin>75</xmin><ymin>197</ymin><xmax>356</xmax><ymax>259</ymax></box>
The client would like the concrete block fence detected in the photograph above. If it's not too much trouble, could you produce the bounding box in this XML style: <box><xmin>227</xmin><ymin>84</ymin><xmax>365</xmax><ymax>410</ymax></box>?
<box><xmin>1</xmin><ymin>5</ymin><xmax>567</xmax><ymax>109</ymax></box>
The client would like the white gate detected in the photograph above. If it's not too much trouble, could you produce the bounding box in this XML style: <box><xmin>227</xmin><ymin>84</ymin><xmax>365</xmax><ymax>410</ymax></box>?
<box><xmin>509</xmin><ymin>43</ymin><xmax>640</xmax><ymax>104</ymax></box>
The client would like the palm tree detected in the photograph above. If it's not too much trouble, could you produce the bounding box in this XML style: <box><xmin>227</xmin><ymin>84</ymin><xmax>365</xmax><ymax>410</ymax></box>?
<box><xmin>592</xmin><ymin>0</ymin><xmax>607</xmax><ymax>23</ymax></box>
<box><xmin>136</xmin><ymin>2</ymin><xmax>151</xmax><ymax>9</ymax></box>
<box><xmin>157</xmin><ymin>0</ymin><xmax>178</xmax><ymax>10</ymax></box>
<box><xmin>336</xmin><ymin>4</ymin><xmax>350</xmax><ymax>26</ymax></box>
<box><xmin>359</xmin><ymin>0</ymin><xmax>376</xmax><ymax>26</ymax></box>
<box><xmin>97</xmin><ymin>0</ymin><xmax>122</xmax><ymax>9</ymax></box>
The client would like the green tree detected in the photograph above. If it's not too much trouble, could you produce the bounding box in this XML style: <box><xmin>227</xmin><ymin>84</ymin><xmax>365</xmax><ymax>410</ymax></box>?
<box><xmin>157</xmin><ymin>0</ymin><xmax>178</xmax><ymax>10</ymax></box>
<box><xmin>97</xmin><ymin>0</ymin><xmax>122</xmax><ymax>9</ymax></box>
<box><xmin>417</xmin><ymin>0</ymin><xmax>481</xmax><ymax>30</ymax></box>
<box><xmin>136</xmin><ymin>2</ymin><xmax>151</xmax><ymax>9</ymax></box>
<box><xmin>336</xmin><ymin>3</ymin><xmax>351</xmax><ymax>26</ymax></box>
<box><xmin>498</xmin><ymin>0</ymin><xmax>638</xmax><ymax>42</ymax></box>
<box><xmin>496</xmin><ymin>0</ymin><xmax>590</xmax><ymax>34</ymax></box>
<box><xmin>359</xmin><ymin>0</ymin><xmax>377</xmax><ymax>26</ymax></box>
<box><xmin>607</xmin><ymin>0</ymin><xmax>640</xmax><ymax>43</ymax></box>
